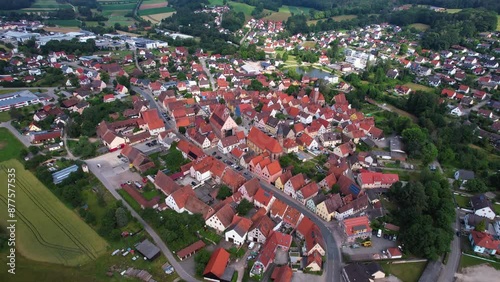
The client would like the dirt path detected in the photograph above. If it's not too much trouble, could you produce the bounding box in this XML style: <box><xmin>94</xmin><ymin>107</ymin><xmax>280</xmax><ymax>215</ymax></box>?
<box><xmin>455</xmin><ymin>265</ymin><xmax>500</xmax><ymax>282</ymax></box>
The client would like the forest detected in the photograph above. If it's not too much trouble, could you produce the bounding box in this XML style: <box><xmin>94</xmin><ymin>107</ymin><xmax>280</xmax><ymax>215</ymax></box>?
<box><xmin>401</xmin><ymin>0</ymin><xmax>500</xmax><ymax>13</ymax></box>
<box><xmin>0</xmin><ymin>0</ymin><xmax>35</xmax><ymax>10</ymax></box>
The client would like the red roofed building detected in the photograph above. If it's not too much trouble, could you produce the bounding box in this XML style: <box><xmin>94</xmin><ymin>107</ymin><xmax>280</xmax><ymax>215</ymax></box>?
<box><xmin>30</xmin><ymin>130</ymin><xmax>62</xmax><ymax>144</ymax></box>
<box><xmin>225</xmin><ymin>215</ymin><xmax>252</xmax><ymax>246</ymax></box>
<box><xmin>387</xmin><ymin>247</ymin><xmax>402</xmax><ymax>259</ymax></box>
<box><xmin>271</xmin><ymin>265</ymin><xmax>293</xmax><ymax>282</ymax></box>
<box><xmin>441</xmin><ymin>88</ymin><xmax>456</xmax><ymax>99</ymax></box>
<box><xmin>251</xmin><ymin>231</ymin><xmax>292</xmax><ymax>277</ymax></box>
<box><xmin>121</xmin><ymin>145</ymin><xmax>155</xmax><ymax>173</ymax></box>
<box><xmin>469</xmin><ymin>231</ymin><xmax>500</xmax><ymax>255</ymax></box>
<box><xmin>305</xmin><ymin>225</ymin><xmax>325</xmax><ymax>256</ymax></box>
<box><xmin>253</xmin><ymin>187</ymin><xmax>275</xmax><ymax>211</ymax></box>
<box><xmin>140</xmin><ymin>109</ymin><xmax>165</xmax><ymax>135</ymax></box>
<box><xmin>282</xmin><ymin>206</ymin><xmax>303</xmax><ymax>229</ymax></box>
<box><xmin>269</xmin><ymin>198</ymin><xmax>288</xmax><ymax>220</ymax></box>
<box><xmin>295</xmin><ymin>216</ymin><xmax>315</xmax><ymax>239</ymax></box>
<box><xmin>165</xmin><ymin>185</ymin><xmax>195</xmax><ymax>213</ymax></box>
<box><xmin>121</xmin><ymin>183</ymin><xmax>160</xmax><ymax>209</ymax></box>
<box><xmin>176</xmin><ymin>140</ymin><xmax>206</xmax><ymax>160</ymax></box>
<box><xmin>154</xmin><ymin>170</ymin><xmax>181</xmax><ymax>196</ymax></box>
<box><xmin>177</xmin><ymin>240</ymin><xmax>206</xmax><ymax>261</ymax></box>
<box><xmin>261</xmin><ymin>160</ymin><xmax>282</xmax><ymax>184</ymax></box>
<box><xmin>203</xmin><ymin>248</ymin><xmax>231</xmax><ymax>281</ymax></box>
<box><xmin>357</xmin><ymin>171</ymin><xmax>399</xmax><ymax>189</ymax></box>
<box><xmin>342</xmin><ymin>216</ymin><xmax>372</xmax><ymax>243</ymax></box>
<box><xmin>247</xmin><ymin>127</ymin><xmax>283</xmax><ymax>160</ymax></box>
<box><xmin>296</xmin><ymin>182</ymin><xmax>319</xmax><ymax>204</ymax></box>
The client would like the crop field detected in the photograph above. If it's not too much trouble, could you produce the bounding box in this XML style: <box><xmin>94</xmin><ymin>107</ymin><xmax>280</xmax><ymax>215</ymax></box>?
<box><xmin>307</xmin><ymin>14</ymin><xmax>357</xmax><ymax>25</ymax></box>
<box><xmin>264</xmin><ymin>5</ymin><xmax>313</xmax><ymax>21</ymax></box>
<box><xmin>100</xmin><ymin>3</ymin><xmax>137</xmax><ymax>11</ymax></box>
<box><xmin>139</xmin><ymin>6</ymin><xmax>175</xmax><ymax>16</ymax></box>
<box><xmin>102</xmin><ymin>10</ymin><xmax>136</xmax><ymax>26</ymax></box>
<box><xmin>0</xmin><ymin>160</ymin><xmax>108</xmax><ymax>266</ymax></box>
<box><xmin>28</xmin><ymin>0</ymin><xmax>72</xmax><ymax>9</ymax></box>
<box><xmin>142</xmin><ymin>12</ymin><xmax>175</xmax><ymax>24</ymax></box>
<box><xmin>47</xmin><ymin>19</ymin><xmax>81</xmax><ymax>27</ymax></box>
<box><xmin>409</xmin><ymin>23</ymin><xmax>430</xmax><ymax>31</ymax></box>
<box><xmin>140</xmin><ymin>0</ymin><xmax>168</xmax><ymax>10</ymax></box>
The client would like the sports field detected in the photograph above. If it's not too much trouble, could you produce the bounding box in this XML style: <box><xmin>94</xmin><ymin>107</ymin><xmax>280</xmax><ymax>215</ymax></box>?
<box><xmin>0</xmin><ymin>159</ymin><xmax>108</xmax><ymax>266</ymax></box>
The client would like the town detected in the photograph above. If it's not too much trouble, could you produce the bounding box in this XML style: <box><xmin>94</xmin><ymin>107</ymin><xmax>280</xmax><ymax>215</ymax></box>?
<box><xmin>0</xmin><ymin>1</ymin><xmax>500</xmax><ymax>282</ymax></box>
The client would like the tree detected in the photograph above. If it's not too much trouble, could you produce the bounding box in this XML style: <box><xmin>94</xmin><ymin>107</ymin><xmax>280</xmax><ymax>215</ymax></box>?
<box><xmin>28</xmin><ymin>146</ymin><xmax>40</xmax><ymax>154</ymax></box>
<box><xmin>399</xmin><ymin>43</ymin><xmax>408</xmax><ymax>55</ymax></box>
<box><xmin>282</xmin><ymin>51</ymin><xmax>289</xmax><ymax>62</ymax></box>
<box><xmin>194</xmin><ymin>249</ymin><xmax>211</xmax><ymax>276</ymax></box>
<box><xmin>216</xmin><ymin>185</ymin><xmax>233</xmax><ymax>200</ymax></box>
<box><xmin>235</xmin><ymin>116</ymin><xmax>242</xmax><ymax>125</ymax></box>
<box><xmin>115</xmin><ymin>207</ymin><xmax>129</xmax><ymax>228</ymax></box>
<box><xmin>464</xmin><ymin>179</ymin><xmax>488</xmax><ymax>193</ymax></box>
<box><xmin>475</xmin><ymin>219</ymin><xmax>487</xmax><ymax>232</ymax></box>
<box><xmin>236</xmin><ymin>199</ymin><xmax>253</xmax><ymax>216</ymax></box>
<box><xmin>178</xmin><ymin>126</ymin><xmax>186</xmax><ymax>135</ymax></box>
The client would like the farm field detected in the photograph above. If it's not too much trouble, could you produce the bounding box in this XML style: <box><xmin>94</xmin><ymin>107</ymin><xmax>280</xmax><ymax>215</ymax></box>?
<box><xmin>139</xmin><ymin>7</ymin><xmax>175</xmax><ymax>16</ymax></box>
<box><xmin>100</xmin><ymin>3</ymin><xmax>137</xmax><ymax>11</ymax></box>
<box><xmin>445</xmin><ymin>8</ymin><xmax>462</xmax><ymax>13</ymax></box>
<box><xmin>307</xmin><ymin>14</ymin><xmax>357</xmax><ymax>25</ymax></box>
<box><xmin>264</xmin><ymin>5</ymin><xmax>313</xmax><ymax>21</ymax></box>
<box><xmin>102</xmin><ymin>10</ymin><xmax>136</xmax><ymax>27</ymax></box>
<box><xmin>140</xmin><ymin>0</ymin><xmax>169</xmax><ymax>10</ymax></box>
<box><xmin>409</xmin><ymin>23</ymin><xmax>430</xmax><ymax>31</ymax></box>
<box><xmin>27</xmin><ymin>0</ymin><xmax>72</xmax><ymax>9</ymax></box>
<box><xmin>0</xmin><ymin>128</ymin><xmax>24</xmax><ymax>161</ymax></box>
<box><xmin>0</xmin><ymin>159</ymin><xmax>108</xmax><ymax>266</ymax></box>
<box><xmin>142</xmin><ymin>12</ymin><xmax>175</xmax><ymax>24</ymax></box>
<box><xmin>47</xmin><ymin>19</ymin><xmax>81</xmax><ymax>27</ymax></box>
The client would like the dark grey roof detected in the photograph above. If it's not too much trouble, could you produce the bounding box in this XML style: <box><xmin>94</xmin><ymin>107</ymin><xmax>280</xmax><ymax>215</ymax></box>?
<box><xmin>456</xmin><ymin>169</ymin><xmax>475</xmax><ymax>180</ymax></box>
<box><xmin>343</xmin><ymin>263</ymin><xmax>378</xmax><ymax>282</ymax></box>
<box><xmin>136</xmin><ymin>239</ymin><xmax>160</xmax><ymax>260</ymax></box>
<box><xmin>471</xmin><ymin>194</ymin><xmax>492</xmax><ymax>210</ymax></box>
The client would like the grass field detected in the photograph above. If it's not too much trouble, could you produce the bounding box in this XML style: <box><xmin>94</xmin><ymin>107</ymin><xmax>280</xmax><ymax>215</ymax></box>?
<box><xmin>445</xmin><ymin>8</ymin><xmax>462</xmax><ymax>13</ymax></box>
<box><xmin>381</xmin><ymin>262</ymin><xmax>427</xmax><ymax>282</ymax></box>
<box><xmin>100</xmin><ymin>3</ymin><xmax>137</xmax><ymax>11</ymax></box>
<box><xmin>0</xmin><ymin>128</ymin><xmax>24</xmax><ymax>161</ymax></box>
<box><xmin>409</xmin><ymin>23</ymin><xmax>430</xmax><ymax>31</ymax></box>
<box><xmin>454</xmin><ymin>194</ymin><xmax>471</xmax><ymax>208</ymax></box>
<box><xmin>47</xmin><ymin>19</ymin><xmax>81</xmax><ymax>27</ymax></box>
<box><xmin>265</xmin><ymin>5</ymin><xmax>313</xmax><ymax>21</ymax></box>
<box><xmin>459</xmin><ymin>254</ymin><xmax>500</xmax><ymax>270</ymax></box>
<box><xmin>228</xmin><ymin>1</ymin><xmax>255</xmax><ymax>16</ymax></box>
<box><xmin>0</xmin><ymin>159</ymin><xmax>108</xmax><ymax>266</ymax></box>
<box><xmin>307</xmin><ymin>15</ymin><xmax>357</xmax><ymax>25</ymax></box>
<box><xmin>139</xmin><ymin>6</ymin><xmax>175</xmax><ymax>16</ymax></box>
<box><xmin>142</xmin><ymin>12</ymin><xmax>175</xmax><ymax>23</ymax></box>
<box><xmin>28</xmin><ymin>0</ymin><xmax>72</xmax><ymax>9</ymax></box>
<box><xmin>403</xmin><ymin>82</ymin><xmax>433</xmax><ymax>93</ymax></box>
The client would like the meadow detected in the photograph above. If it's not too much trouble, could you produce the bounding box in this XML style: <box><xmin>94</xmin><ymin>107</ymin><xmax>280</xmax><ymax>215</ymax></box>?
<box><xmin>409</xmin><ymin>23</ymin><xmax>430</xmax><ymax>31</ymax></box>
<box><xmin>307</xmin><ymin>15</ymin><xmax>357</xmax><ymax>25</ymax></box>
<box><xmin>0</xmin><ymin>159</ymin><xmax>108</xmax><ymax>266</ymax></box>
<box><xmin>381</xmin><ymin>261</ymin><xmax>427</xmax><ymax>282</ymax></box>
<box><xmin>0</xmin><ymin>128</ymin><xmax>24</xmax><ymax>160</ymax></box>
<box><xmin>29</xmin><ymin>0</ymin><xmax>72</xmax><ymax>9</ymax></box>
<box><xmin>139</xmin><ymin>7</ymin><xmax>175</xmax><ymax>16</ymax></box>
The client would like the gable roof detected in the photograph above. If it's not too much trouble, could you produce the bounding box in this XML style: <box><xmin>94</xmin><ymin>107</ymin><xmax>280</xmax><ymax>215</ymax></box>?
<box><xmin>247</xmin><ymin>127</ymin><xmax>283</xmax><ymax>154</ymax></box>
<box><xmin>154</xmin><ymin>170</ymin><xmax>181</xmax><ymax>196</ymax></box>
<box><xmin>211</xmin><ymin>204</ymin><xmax>236</xmax><ymax>228</ymax></box>
<box><xmin>343</xmin><ymin>216</ymin><xmax>371</xmax><ymax>237</ymax></box>
<box><xmin>203</xmin><ymin>248</ymin><xmax>230</xmax><ymax>278</ymax></box>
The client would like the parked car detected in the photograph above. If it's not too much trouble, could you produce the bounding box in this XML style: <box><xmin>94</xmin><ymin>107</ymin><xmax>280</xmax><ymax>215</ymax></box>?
<box><xmin>377</xmin><ymin>229</ymin><xmax>382</xmax><ymax>238</ymax></box>
<box><xmin>212</xmin><ymin>152</ymin><xmax>217</xmax><ymax>156</ymax></box>
<box><xmin>383</xmin><ymin>234</ymin><xmax>389</xmax><ymax>240</ymax></box>
<box><xmin>216</xmin><ymin>156</ymin><xmax>222</xmax><ymax>159</ymax></box>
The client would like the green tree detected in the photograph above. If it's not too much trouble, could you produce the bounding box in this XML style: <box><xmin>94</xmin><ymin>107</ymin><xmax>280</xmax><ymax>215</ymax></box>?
<box><xmin>475</xmin><ymin>219</ymin><xmax>486</xmax><ymax>232</ymax></box>
<box><xmin>194</xmin><ymin>249</ymin><xmax>211</xmax><ymax>276</ymax></box>
<box><xmin>236</xmin><ymin>199</ymin><xmax>253</xmax><ymax>216</ymax></box>
<box><xmin>100</xmin><ymin>72</ymin><xmax>110</xmax><ymax>83</ymax></box>
<box><xmin>282</xmin><ymin>51</ymin><xmax>289</xmax><ymax>62</ymax></box>
<box><xmin>235</xmin><ymin>116</ymin><xmax>242</xmax><ymax>125</ymax></box>
<box><xmin>464</xmin><ymin>179</ymin><xmax>488</xmax><ymax>193</ymax></box>
<box><xmin>179</xmin><ymin>126</ymin><xmax>186</xmax><ymax>135</ymax></box>
<box><xmin>216</xmin><ymin>185</ymin><xmax>233</xmax><ymax>200</ymax></box>
<box><xmin>115</xmin><ymin>207</ymin><xmax>129</xmax><ymax>228</ymax></box>
<box><xmin>399</xmin><ymin>43</ymin><xmax>408</xmax><ymax>55</ymax></box>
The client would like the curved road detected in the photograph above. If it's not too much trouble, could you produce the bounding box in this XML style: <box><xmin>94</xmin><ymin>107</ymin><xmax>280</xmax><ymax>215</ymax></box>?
<box><xmin>86</xmin><ymin>159</ymin><xmax>200</xmax><ymax>282</ymax></box>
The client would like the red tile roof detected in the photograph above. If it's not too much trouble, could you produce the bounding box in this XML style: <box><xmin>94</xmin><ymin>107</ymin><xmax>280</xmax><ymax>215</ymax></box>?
<box><xmin>470</xmin><ymin>231</ymin><xmax>500</xmax><ymax>251</ymax></box>
<box><xmin>271</xmin><ymin>265</ymin><xmax>293</xmax><ymax>282</ymax></box>
<box><xmin>247</xmin><ymin>127</ymin><xmax>283</xmax><ymax>154</ymax></box>
<box><xmin>203</xmin><ymin>248</ymin><xmax>230</xmax><ymax>278</ymax></box>
<box><xmin>177</xmin><ymin>240</ymin><xmax>206</xmax><ymax>260</ymax></box>
<box><xmin>343</xmin><ymin>216</ymin><xmax>371</xmax><ymax>237</ymax></box>
<box><xmin>253</xmin><ymin>187</ymin><xmax>274</xmax><ymax>207</ymax></box>
<box><xmin>154</xmin><ymin>170</ymin><xmax>181</xmax><ymax>196</ymax></box>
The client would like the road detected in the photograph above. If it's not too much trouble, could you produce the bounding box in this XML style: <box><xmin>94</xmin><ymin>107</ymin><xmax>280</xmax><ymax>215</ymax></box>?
<box><xmin>239</xmin><ymin>22</ymin><xmax>255</xmax><ymax>45</ymax></box>
<box><xmin>85</xmin><ymin>158</ymin><xmax>200</xmax><ymax>282</ymax></box>
<box><xmin>437</xmin><ymin>213</ymin><xmax>461</xmax><ymax>282</ymax></box>
<box><xmin>133</xmin><ymin>86</ymin><xmax>157</xmax><ymax>109</ymax></box>
<box><xmin>199</xmin><ymin>58</ymin><xmax>216</xmax><ymax>90</ymax></box>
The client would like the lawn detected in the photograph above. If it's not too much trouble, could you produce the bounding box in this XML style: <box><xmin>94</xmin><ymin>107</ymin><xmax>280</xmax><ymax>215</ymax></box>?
<box><xmin>0</xmin><ymin>128</ymin><xmax>24</xmax><ymax>161</ymax></box>
<box><xmin>494</xmin><ymin>204</ymin><xmax>500</xmax><ymax>215</ymax></box>
<box><xmin>409</xmin><ymin>23</ymin><xmax>430</xmax><ymax>31</ymax></box>
<box><xmin>459</xmin><ymin>254</ymin><xmax>500</xmax><ymax>270</ymax></box>
<box><xmin>403</xmin><ymin>82</ymin><xmax>433</xmax><ymax>93</ymax></box>
<box><xmin>454</xmin><ymin>194</ymin><xmax>471</xmax><ymax>208</ymax></box>
<box><xmin>100</xmin><ymin>3</ymin><xmax>138</xmax><ymax>11</ymax></box>
<box><xmin>139</xmin><ymin>7</ymin><xmax>175</xmax><ymax>16</ymax></box>
<box><xmin>228</xmin><ymin>1</ymin><xmax>255</xmax><ymax>16</ymax></box>
<box><xmin>302</xmin><ymin>41</ymin><xmax>316</xmax><ymax>48</ymax></box>
<box><xmin>381</xmin><ymin>261</ymin><xmax>427</xmax><ymax>282</ymax></box>
<box><xmin>0</xmin><ymin>111</ymin><xmax>10</xmax><ymax>122</ymax></box>
<box><xmin>0</xmin><ymin>159</ymin><xmax>108</xmax><ymax>266</ymax></box>
<box><xmin>28</xmin><ymin>0</ymin><xmax>72</xmax><ymax>9</ymax></box>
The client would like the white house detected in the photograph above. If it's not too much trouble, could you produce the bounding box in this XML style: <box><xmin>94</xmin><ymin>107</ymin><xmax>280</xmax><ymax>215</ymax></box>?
<box><xmin>469</xmin><ymin>231</ymin><xmax>500</xmax><ymax>255</ymax></box>
<box><xmin>471</xmin><ymin>194</ymin><xmax>496</xmax><ymax>220</ymax></box>
<box><xmin>224</xmin><ymin>216</ymin><xmax>252</xmax><ymax>246</ymax></box>
<box><xmin>205</xmin><ymin>204</ymin><xmax>235</xmax><ymax>233</ymax></box>
<box><xmin>451</xmin><ymin>105</ymin><xmax>464</xmax><ymax>116</ymax></box>
<box><xmin>217</xmin><ymin>135</ymin><xmax>240</xmax><ymax>154</ymax></box>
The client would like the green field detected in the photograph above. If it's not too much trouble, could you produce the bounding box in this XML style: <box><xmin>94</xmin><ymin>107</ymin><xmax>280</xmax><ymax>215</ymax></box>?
<box><xmin>307</xmin><ymin>15</ymin><xmax>357</xmax><ymax>25</ymax></box>
<box><xmin>0</xmin><ymin>128</ymin><xmax>24</xmax><ymax>161</ymax></box>
<box><xmin>102</xmin><ymin>10</ymin><xmax>136</xmax><ymax>26</ymax></box>
<box><xmin>381</xmin><ymin>262</ymin><xmax>427</xmax><ymax>282</ymax></box>
<box><xmin>498</xmin><ymin>15</ymin><xmax>500</xmax><ymax>31</ymax></box>
<box><xmin>494</xmin><ymin>203</ymin><xmax>500</xmax><ymax>214</ymax></box>
<box><xmin>409</xmin><ymin>23</ymin><xmax>430</xmax><ymax>31</ymax></box>
<box><xmin>459</xmin><ymin>254</ymin><xmax>500</xmax><ymax>270</ymax></box>
<box><xmin>208</xmin><ymin>0</ymin><xmax>226</xmax><ymax>5</ymax></box>
<box><xmin>0</xmin><ymin>159</ymin><xmax>108</xmax><ymax>266</ymax></box>
<box><xmin>141</xmin><ymin>0</ymin><xmax>168</xmax><ymax>4</ymax></box>
<box><xmin>47</xmin><ymin>19</ymin><xmax>81</xmax><ymax>27</ymax></box>
<box><xmin>139</xmin><ymin>7</ymin><xmax>175</xmax><ymax>16</ymax></box>
<box><xmin>228</xmin><ymin>1</ymin><xmax>255</xmax><ymax>15</ymax></box>
<box><xmin>445</xmin><ymin>8</ymin><xmax>462</xmax><ymax>14</ymax></box>
<box><xmin>403</xmin><ymin>82</ymin><xmax>433</xmax><ymax>93</ymax></box>
<box><xmin>28</xmin><ymin>0</ymin><xmax>72</xmax><ymax>9</ymax></box>
<box><xmin>100</xmin><ymin>3</ymin><xmax>137</xmax><ymax>11</ymax></box>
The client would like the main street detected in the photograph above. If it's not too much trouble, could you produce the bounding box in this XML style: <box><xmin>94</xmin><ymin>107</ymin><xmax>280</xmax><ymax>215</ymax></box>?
<box><xmin>136</xmin><ymin>88</ymin><xmax>342</xmax><ymax>281</ymax></box>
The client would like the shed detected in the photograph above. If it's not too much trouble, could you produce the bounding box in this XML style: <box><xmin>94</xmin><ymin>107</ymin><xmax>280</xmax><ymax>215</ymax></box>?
<box><xmin>135</xmin><ymin>239</ymin><xmax>160</xmax><ymax>261</ymax></box>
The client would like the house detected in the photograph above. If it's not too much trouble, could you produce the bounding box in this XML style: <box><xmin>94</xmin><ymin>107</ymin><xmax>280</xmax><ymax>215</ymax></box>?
<box><xmin>454</xmin><ymin>169</ymin><xmax>475</xmax><ymax>183</ymax></box>
<box><xmin>140</xmin><ymin>109</ymin><xmax>165</xmax><ymax>135</ymax></box>
<box><xmin>165</xmin><ymin>185</ymin><xmax>195</xmax><ymax>213</ymax></box>
<box><xmin>335</xmin><ymin>194</ymin><xmax>369</xmax><ymax>220</ymax></box>
<box><xmin>218</xmin><ymin>135</ymin><xmax>240</xmax><ymax>154</ymax></box>
<box><xmin>261</xmin><ymin>160</ymin><xmax>282</xmax><ymax>184</ymax></box>
<box><xmin>464</xmin><ymin>213</ymin><xmax>489</xmax><ymax>232</ymax></box>
<box><xmin>30</xmin><ymin>130</ymin><xmax>62</xmax><ymax>144</ymax></box>
<box><xmin>247</xmin><ymin>214</ymin><xmax>274</xmax><ymax>243</ymax></box>
<box><xmin>251</xmin><ymin>231</ymin><xmax>292</xmax><ymax>277</ymax></box>
<box><xmin>283</xmin><ymin>173</ymin><xmax>306</xmax><ymax>199</ymax></box>
<box><xmin>206</xmin><ymin>204</ymin><xmax>236</xmax><ymax>233</ymax></box>
<box><xmin>306</xmin><ymin>193</ymin><xmax>327</xmax><ymax>214</ymax></box>
<box><xmin>120</xmin><ymin>145</ymin><xmax>155</xmax><ymax>173</ymax></box>
<box><xmin>342</xmin><ymin>263</ymin><xmax>385</xmax><ymax>282</ymax></box>
<box><xmin>210</xmin><ymin>105</ymin><xmax>238</xmax><ymax>138</ymax></box>
<box><xmin>238</xmin><ymin>178</ymin><xmax>262</xmax><ymax>203</ymax></box>
<box><xmin>451</xmin><ymin>105</ymin><xmax>464</xmax><ymax>116</ymax></box>
<box><xmin>296</xmin><ymin>133</ymin><xmax>319</xmax><ymax>151</ymax></box>
<box><xmin>306</xmin><ymin>251</ymin><xmax>323</xmax><ymax>272</ymax></box>
<box><xmin>271</xmin><ymin>265</ymin><xmax>293</xmax><ymax>282</ymax></box>
<box><xmin>154</xmin><ymin>170</ymin><xmax>181</xmax><ymax>196</ymax></box>
<box><xmin>469</xmin><ymin>231</ymin><xmax>500</xmax><ymax>255</ymax></box>
<box><xmin>253</xmin><ymin>188</ymin><xmax>275</xmax><ymax>211</ymax></box>
<box><xmin>316</xmin><ymin>193</ymin><xmax>343</xmax><ymax>221</ymax></box>
<box><xmin>471</xmin><ymin>194</ymin><xmax>496</xmax><ymax>220</ymax></box>
<box><xmin>176</xmin><ymin>240</ymin><xmax>206</xmax><ymax>261</ymax></box>
<box><xmin>296</xmin><ymin>182</ymin><xmax>319</xmax><ymax>204</ymax></box>
<box><xmin>203</xmin><ymin>248</ymin><xmax>231</xmax><ymax>282</ymax></box>
<box><xmin>342</xmin><ymin>216</ymin><xmax>371</xmax><ymax>243</ymax></box>
<box><xmin>295</xmin><ymin>216</ymin><xmax>315</xmax><ymax>240</ymax></box>
<box><xmin>275</xmin><ymin>170</ymin><xmax>292</xmax><ymax>191</ymax></box>
<box><xmin>357</xmin><ymin>172</ymin><xmax>399</xmax><ymax>189</ymax></box>
<box><xmin>225</xmin><ymin>215</ymin><xmax>252</xmax><ymax>246</ymax></box>
<box><xmin>386</xmin><ymin>69</ymin><xmax>399</xmax><ymax>79</ymax></box>
<box><xmin>305</xmin><ymin>225</ymin><xmax>325</xmax><ymax>256</ymax></box>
